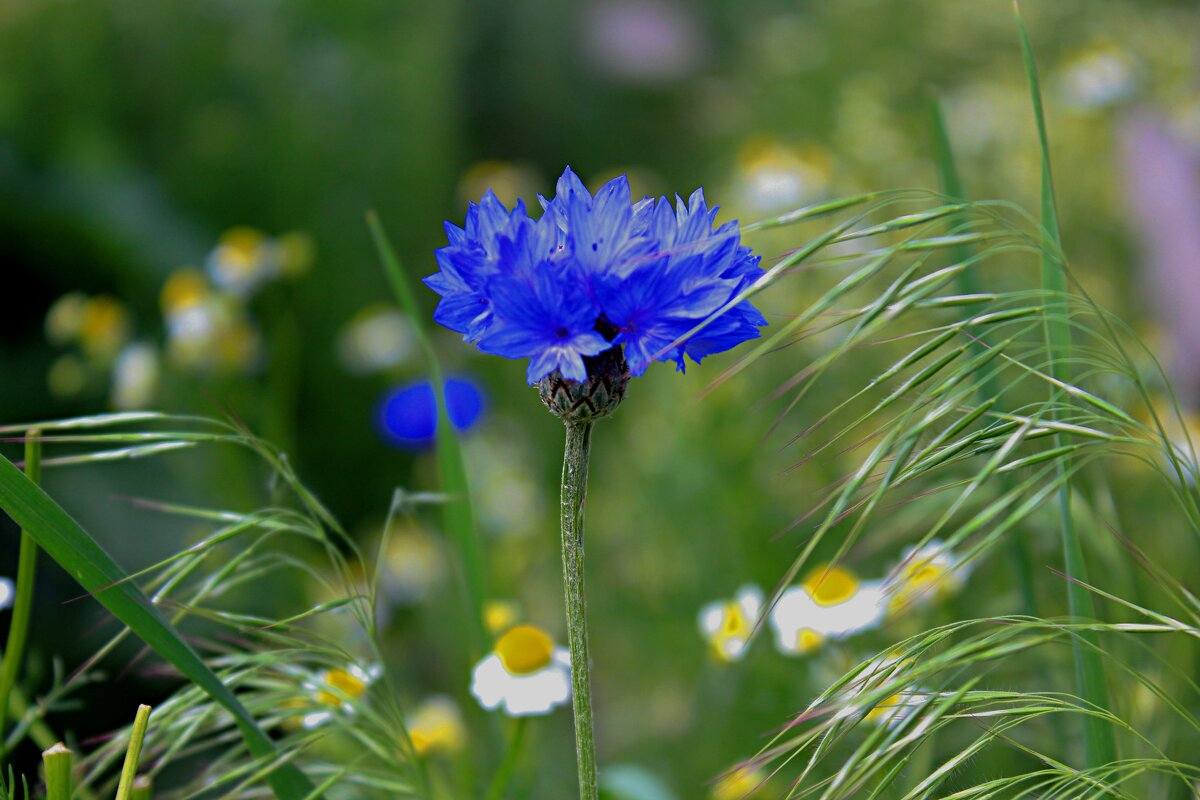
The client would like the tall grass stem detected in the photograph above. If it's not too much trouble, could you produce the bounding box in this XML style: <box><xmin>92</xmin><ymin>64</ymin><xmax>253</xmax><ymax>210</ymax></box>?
<box><xmin>42</xmin><ymin>742</ymin><xmax>72</xmax><ymax>800</ymax></box>
<box><xmin>115</xmin><ymin>704</ymin><xmax>152</xmax><ymax>800</ymax></box>
<box><xmin>1015</xmin><ymin>0</ymin><xmax>1118</xmax><ymax>768</ymax></box>
<box><xmin>0</xmin><ymin>430</ymin><xmax>41</xmax><ymax>751</ymax></box>
<box><xmin>926</xmin><ymin>98</ymin><xmax>1038</xmax><ymax>615</ymax></box>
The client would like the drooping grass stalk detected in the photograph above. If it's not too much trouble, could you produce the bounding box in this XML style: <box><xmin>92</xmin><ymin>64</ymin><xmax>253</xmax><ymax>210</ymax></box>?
<box><xmin>1015</xmin><ymin>1</ymin><xmax>1117</xmax><ymax>768</ymax></box>
<box><xmin>559</xmin><ymin>421</ymin><xmax>598</xmax><ymax>799</ymax></box>
<box><xmin>0</xmin><ymin>430</ymin><xmax>41</xmax><ymax>750</ymax></box>
<box><xmin>0</xmin><ymin>452</ymin><xmax>318</xmax><ymax>800</ymax></box>
<box><xmin>927</xmin><ymin>98</ymin><xmax>1038</xmax><ymax>616</ymax></box>
<box><xmin>484</xmin><ymin>718</ymin><xmax>528</xmax><ymax>800</ymax></box>
<box><xmin>115</xmin><ymin>704</ymin><xmax>152</xmax><ymax>800</ymax></box>
<box><xmin>42</xmin><ymin>742</ymin><xmax>71</xmax><ymax>800</ymax></box>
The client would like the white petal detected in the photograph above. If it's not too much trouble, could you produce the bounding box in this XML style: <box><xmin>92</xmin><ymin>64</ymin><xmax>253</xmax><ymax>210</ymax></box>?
<box><xmin>301</xmin><ymin>711</ymin><xmax>332</xmax><ymax>730</ymax></box>
<box><xmin>500</xmin><ymin>663</ymin><xmax>572</xmax><ymax>716</ymax></box>
<box><xmin>0</xmin><ymin>578</ymin><xmax>13</xmax><ymax>610</ymax></box>
<box><xmin>698</xmin><ymin>601</ymin><xmax>725</xmax><ymax>637</ymax></box>
<box><xmin>470</xmin><ymin>655</ymin><xmax>510</xmax><ymax>711</ymax></box>
<box><xmin>471</xmin><ymin>652</ymin><xmax>573</xmax><ymax>718</ymax></box>
<box><xmin>736</xmin><ymin>583</ymin><xmax>764</xmax><ymax>621</ymax></box>
<box><xmin>769</xmin><ymin>586</ymin><xmax>816</xmax><ymax>653</ymax></box>
<box><xmin>720</xmin><ymin>637</ymin><xmax>747</xmax><ymax>661</ymax></box>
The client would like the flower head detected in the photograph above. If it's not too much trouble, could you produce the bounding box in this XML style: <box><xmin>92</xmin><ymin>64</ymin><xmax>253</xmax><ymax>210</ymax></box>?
<box><xmin>843</xmin><ymin>654</ymin><xmax>933</xmax><ymax>730</ymax></box>
<box><xmin>376</xmin><ymin>377</ymin><xmax>486</xmax><ymax>450</ymax></box>
<box><xmin>407</xmin><ymin>696</ymin><xmax>466</xmax><ymax>757</ymax></box>
<box><xmin>336</xmin><ymin>304</ymin><xmax>416</xmax><ymax>375</ymax></box>
<box><xmin>378</xmin><ymin>523</ymin><xmax>445</xmax><ymax>607</ymax></box>
<box><xmin>45</xmin><ymin>294</ymin><xmax>131</xmax><ymax>362</ymax></box>
<box><xmin>711</xmin><ymin>766</ymin><xmax>769</xmax><ymax>800</ymax></box>
<box><xmin>425</xmin><ymin>168</ymin><xmax>766</xmax><ymax>386</ymax></box>
<box><xmin>484</xmin><ymin>599</ymin><xmax>521</xmax><ymax>635</ymax></box>
<box><xmin>471</xmin><ymin>624</ymin><xmax>571</xmax><ymax>717</ymax></box>
<box><xmin>884</xmin><ymin>539</ymin><xmax>972</xmax><ymax>615</ymax></box>
<box><xmin>110</xmin><ymin>343</ymin><xmax>160</xmax><ymax>411</ymax></box>
<box><xmin>0</xmin><ymin>577</ymin><xmax>13</xmax><ymax>611</ymax></box>
<box><xmin>769</xmin><ymin>564</ymin><xmax>885</xmax><ymax>655</ymax></box>
<box><xmin>698</xmin><ymin>584</ymin><xmax>763</xmax><ymax>663</ymax></box>
<box><xmin>300</xmin><ymin>663</ymin><xmax>381</xmax><ymax>729</ymax></box>
<box><xmin>160</xmin><ymin>269</ymin><xmax>262</xmax><ymax>374</ymax></box>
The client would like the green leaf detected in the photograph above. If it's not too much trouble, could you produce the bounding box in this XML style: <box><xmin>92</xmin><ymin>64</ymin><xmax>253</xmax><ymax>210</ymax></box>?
<box><xmin>0</xmin><ymin>454</ymin><xmax>318</xmax><ymax>800</ymax></box>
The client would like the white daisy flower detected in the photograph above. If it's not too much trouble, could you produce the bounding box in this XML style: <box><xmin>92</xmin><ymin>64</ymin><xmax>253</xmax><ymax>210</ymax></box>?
<box><xmin>0</xmin><ymin>578</ymin><xmax>14</xmax><ymax>610</ymax></box>
<box><xmin>471</xmin><ymin>624</ymin><xmax>571</xmax><ymax>717</ymax></box>
<box><xmin>336</xmin><ymin>305</ymin><xmax>416</xmax><ymax>375</ymax></box>
<box><xmin>379</xmin><ymin>523</ymin><xmax>445</xmax><ymax>607</ymax></box>
<box><xmin>1056</xmin><ymin>43</ymin><xmax>1140</xmax><ymax>111</ymax></box>
<box><xmin>769</xmin><ymin>564</ymin><xmax>885</xmax><ymax>655</ymax></box>
<box><xmin>734</xmin><ymin>137</ymin><xmax>831</xmax><ymax>214</ymax></box>
<box><xmin>843</xmin><ymin>654</ymin><xmax>934</xmax><ymax>730</ymax></box>
<box><xmin>863</xmin><ymin>688</ymin><xmax>931</xmax><ymax>728</ymax></box>
<box><xmin>711</xmin><ymin>766</ymin><xmax>769</xmax><ymax>800</ymax></box>
<box><xmin>110</xmin><ymin>343</ymin><xmax>160</xmax><ymax>411</ymax></box>
<box><xmin>206</xmin><ymin>227</ymin><xmax>284</xmax><ymax>297</ymax></box>
<box><xmin>884</xmin><ymin>539</ymin><xmax>972</xmax><ymax>615</ymax></box>
<box><xmin>1144</xmin><ymin>401</ymin><xmax>1200</xmax><ymax>485</ymax></box>
<box><xmin>407</xmin><ymin>695</ymin><xmax>466</xmax><ymax>757</ymax></box>
<box><xmin>301</xmin><ymin>663</ymin><xmax>381</xmax><ymax>729</ymax></box>
<box><xmin>697</xmin><ymin>584</ymin><xmax>763</xmax><ymax>663</ymax></box>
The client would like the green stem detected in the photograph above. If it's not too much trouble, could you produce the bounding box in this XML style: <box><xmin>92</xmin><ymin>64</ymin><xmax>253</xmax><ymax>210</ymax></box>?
<box><xmin>42</xmin><ymin>742</ymin><xmax>72</xmax><ymax>800</ymax></box>
<box><xmin>559</xmin><ymin>421</ymin><xmax>598</xmax><ymax>800</ymax></box>
<box><xmin>483</xmin><ymin>717</ymin><xmax>528</xmax><ymax>800</ymax></box>
<box><xmin>0</xmin><ymin>430</ymin><xmax>41</xmax><ymax>752</ymax></box>
<box><xmin>115</xmin><ymin>704</ymin><xmax>152</xmax><ymax>800</ymax></box>
<box><xmin>130</xmin><ymin>775</ymin><xmax>153</xmax><ymax>800</ymax></box>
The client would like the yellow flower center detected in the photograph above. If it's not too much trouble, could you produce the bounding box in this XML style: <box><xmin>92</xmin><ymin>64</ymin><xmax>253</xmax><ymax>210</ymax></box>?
<box><xmin>712</xmin><ymin>768</ymin><xmax>765</xmax><ymax>800</ymax></box>
<box><xmin>795</xmin><ymin>628</ymin><xmax>825</xmax><ymax>654</ymax></box>
<box><xmin>495</xmin><ymin>624</ymin><xmax>554</xmax><ymax>675</ymax></box>
<box><xmin>409</xmin><ymin>701</ymin><xmax>465</xmax><ymax>757</ymax></box>
<box><xmin>803</xmin><ymin>564</ymin><xmax>859</xmax><ymax>606</ymax></box>
<box><xmin>316</xmin><ymin>668</ymin><xmax>368</xmax><ymax>707</ymax></box>
<box><xmin>907</xmin><ymin>563</ymin><xmax>944</xmax><ymax>590</ymax></box>
<box><xmin>78</xmin><ymin>296</ymin><xmax>130</xmax><ymax>357</ymax></box>
<box><xmin>220</xmin><ymin>227</ymin><xmax>267</xmax><ymax>263</ymax></box>
<box><xmin>484</xmin><ymin>600</ymin><xmax>519</xmax><ymax>635</ymax></box>
<box><xmin>161</xmin><ymin>269</ymin><xmax>209</xmax><ymax>314</ymax></box>
<box><xmin>888</xmin><ymin>560</ymin><xmax>950</xmax><ymax>615</ymax></box>
<box><xmin>710</xmin><ymin>601</ymin><xmax>751</xmax><ymax>662</ymax></box>
<box><xmin>865</xmin><ymin>693</ymin><xmax>905</xmax><ymax>724</ymax></box>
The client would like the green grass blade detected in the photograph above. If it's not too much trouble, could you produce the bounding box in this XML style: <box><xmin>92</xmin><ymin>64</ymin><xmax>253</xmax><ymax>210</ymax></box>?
<box><xmin>42</xmin><ymin>743</ymin><xmax>71</xmax><ymax>800</ymax></box>
<box><xmin>0</xmin><ymin>454</ymin><xmax>318</xmax><ymax>800</ymax></box>
<box><xmin>0</xmin><ymin>432</ymin><xmax>41</xmax><ymax>753</ymax></box>
<box><xmin>1015</xmin><ymin>0</ymin><xmax>1117</xmax><ymax>768</ymax></box>
<box><xmin>367</xmin><ymin>212</ymin><xmax>487</xmax><ymax>649</ymax></box>
<box><xmin>927</xmin><ymin>94</ymin><xmax>1038</xmax><ymax>615</ymax></box>
<box><xmin>115</xmin><ymin>704</ymin><xmax>151</xmax><ymax>800</ymax></box>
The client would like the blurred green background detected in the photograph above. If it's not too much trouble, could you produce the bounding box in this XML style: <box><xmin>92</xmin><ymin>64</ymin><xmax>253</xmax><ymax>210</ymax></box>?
<box><xmin>2</xmin><ymin>0</ymin><xmax>1200</xmax><ymax>796</ymax></box>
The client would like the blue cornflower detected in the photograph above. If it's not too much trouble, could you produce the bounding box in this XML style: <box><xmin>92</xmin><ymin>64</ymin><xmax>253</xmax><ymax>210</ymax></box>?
<box><xmin>425</xmin><ymin>167</ymin><xmax>767</xmax><ymax>385</ymax></box>
<box><xmin>378</xmin><ymin>376</ymin><xmax>487</xmax><ymax>449</ymax></box>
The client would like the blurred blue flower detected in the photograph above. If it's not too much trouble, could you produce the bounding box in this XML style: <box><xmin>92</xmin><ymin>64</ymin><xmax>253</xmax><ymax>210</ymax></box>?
<box><xmin>378</xmin><ymin>377</ymin><xmax>486</xmax><ymax>449</ymax></box>
<box><xmin>425</xmin><ymin>167</ymin><xmax>767</xmax><ymax>384</ymax></box>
